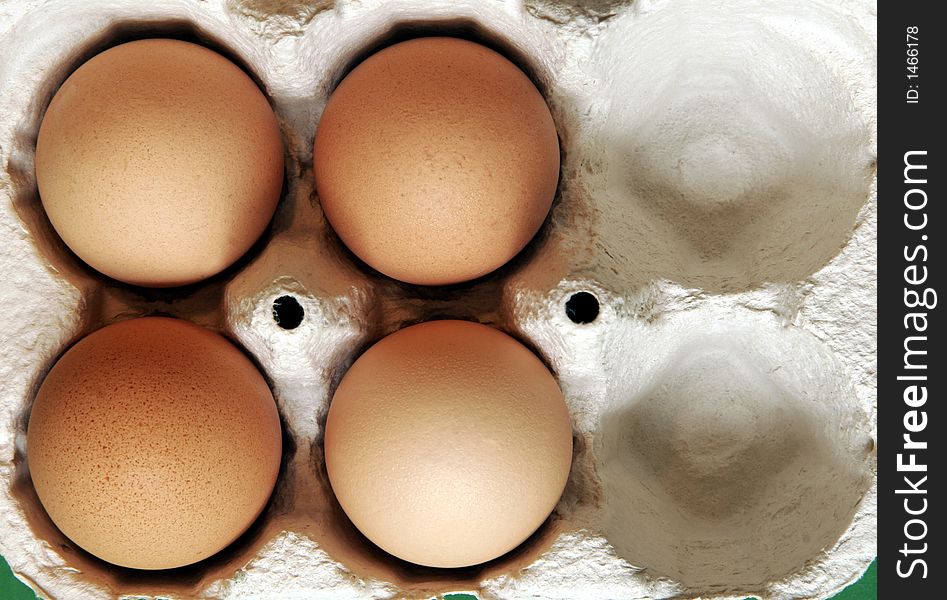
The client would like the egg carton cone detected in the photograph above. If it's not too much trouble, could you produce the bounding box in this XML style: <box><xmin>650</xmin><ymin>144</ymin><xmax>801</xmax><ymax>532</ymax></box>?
<box><xmin>0</xmin><ymin>0</ymin><xmax>876</xmax><ymax>598</ymax></box>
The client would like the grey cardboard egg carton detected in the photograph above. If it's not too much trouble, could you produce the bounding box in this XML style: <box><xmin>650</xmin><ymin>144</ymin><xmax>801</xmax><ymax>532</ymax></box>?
<box><xmin>0</xmin><ymin>0</ymin><xmax>876</xmax><ymax>598</ymax></box>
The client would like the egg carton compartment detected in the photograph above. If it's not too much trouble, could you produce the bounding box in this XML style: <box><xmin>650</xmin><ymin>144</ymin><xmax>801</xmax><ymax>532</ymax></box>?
<box><xmin>0</xmin><ymin>0</ymin><xmax>876</xmax><ymax>599</ymax></box>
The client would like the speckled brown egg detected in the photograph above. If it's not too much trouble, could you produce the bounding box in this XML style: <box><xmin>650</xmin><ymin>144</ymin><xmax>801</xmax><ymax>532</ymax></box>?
<box><xmin>313</xmin><ymin>37</ymin><xmax>560</xmax><ymax>286</ymax></box>
<box><xmin>324</xmin><ymin>320</ymin><xmax>573</xmax><ymax>568</ymax></box>
<box><xmin>26</xmin><ymin>317</ymin><xmax>282</xmax><ymax>570</ymax></box>
<box><xmin>35</xmin><ymin>39</ymin><xmax>284</xmax><ymax>287</ymax></box>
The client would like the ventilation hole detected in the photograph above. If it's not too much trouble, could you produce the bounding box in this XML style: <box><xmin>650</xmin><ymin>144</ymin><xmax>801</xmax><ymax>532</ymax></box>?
<box><xmin>272</xmin><ymin>296</ymin><xmax>304</xmax><ymax>330</ymax></box>
<box><xmin>565</xmin><ymin>292</ymin><xmax>599</xmax><ymax>324</ymax></box>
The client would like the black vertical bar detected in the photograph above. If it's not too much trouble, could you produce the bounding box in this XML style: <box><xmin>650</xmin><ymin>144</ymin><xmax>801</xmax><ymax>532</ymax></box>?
<box><xmin>878</xmin><ymin>2</ymin><xmax>941</xmax><ymax>598</ymax></box>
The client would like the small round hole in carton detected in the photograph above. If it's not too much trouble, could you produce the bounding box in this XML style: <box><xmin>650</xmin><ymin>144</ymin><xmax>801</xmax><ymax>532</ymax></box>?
<box><xmin>272</xmin><ymin>295</ymin><xmax>304</xmax><ymax>329</ymax></box>
<box><xmin>565</xmin><ymin>291</ymin><xmax>599</xmax><ymax>324</ymax></box>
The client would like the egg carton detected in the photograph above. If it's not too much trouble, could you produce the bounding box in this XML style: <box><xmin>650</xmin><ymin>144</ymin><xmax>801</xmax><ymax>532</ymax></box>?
<box><xmin>0</xmin><ymin>0</ymin><xmax>877</xmax><ymax>598</ymax></box>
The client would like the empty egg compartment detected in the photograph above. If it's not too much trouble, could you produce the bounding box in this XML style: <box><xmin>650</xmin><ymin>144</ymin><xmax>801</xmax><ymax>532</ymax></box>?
<box><xmin>587</xmin><ymin>0</ymin><xmax>876</xmax><ymax>294</ymax></box>
<box><xmin>0</xmin><ymin>0</ymin><xmax>877</xmax><ymax>599</ymax></box>
<box><xmin>597</xmin><ymin>307</ymin><xmax>874</xmax><ymax>596</ymax></box>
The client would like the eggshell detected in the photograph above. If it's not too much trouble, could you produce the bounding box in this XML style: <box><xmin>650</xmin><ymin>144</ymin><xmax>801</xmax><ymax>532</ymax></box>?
<box><xmin>324</xmin><ymin>320</ymin><xmax>573</xmax><ymax>568</ymax></box>
<box><xmin>35</xmin><ymin>38</ymin><xmax>284</xmax><ymax>287</ymax></box>
<box><xmin>313</xmin><ymin>37</ymin><xmax>560</xmax><ymax>286</ymax></box>
<box><xmin>26</xmin><ymin>317</ymin><xmax>282</xmax><ymax>570</ymax></box>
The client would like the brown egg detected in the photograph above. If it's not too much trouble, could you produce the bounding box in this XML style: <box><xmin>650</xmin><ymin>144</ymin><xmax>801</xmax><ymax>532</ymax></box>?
<box><xmin>35</xmin><ymin>39</ymin><xmax>284</xmax><ymax>287</ymax></box>
<box><xmin>27</xmin><ymin>317</ymin><xmax>282</xmax><ymax>570</ymax></box>
<box><xmin>313</xmin><ymin>37</ymin><xmax>560</xmax><ymax>286</ymax></box>
<box><xmin>324</xmin><ymin>320</ymin><xmax>572</xmax><ymax>568</ymax></box>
